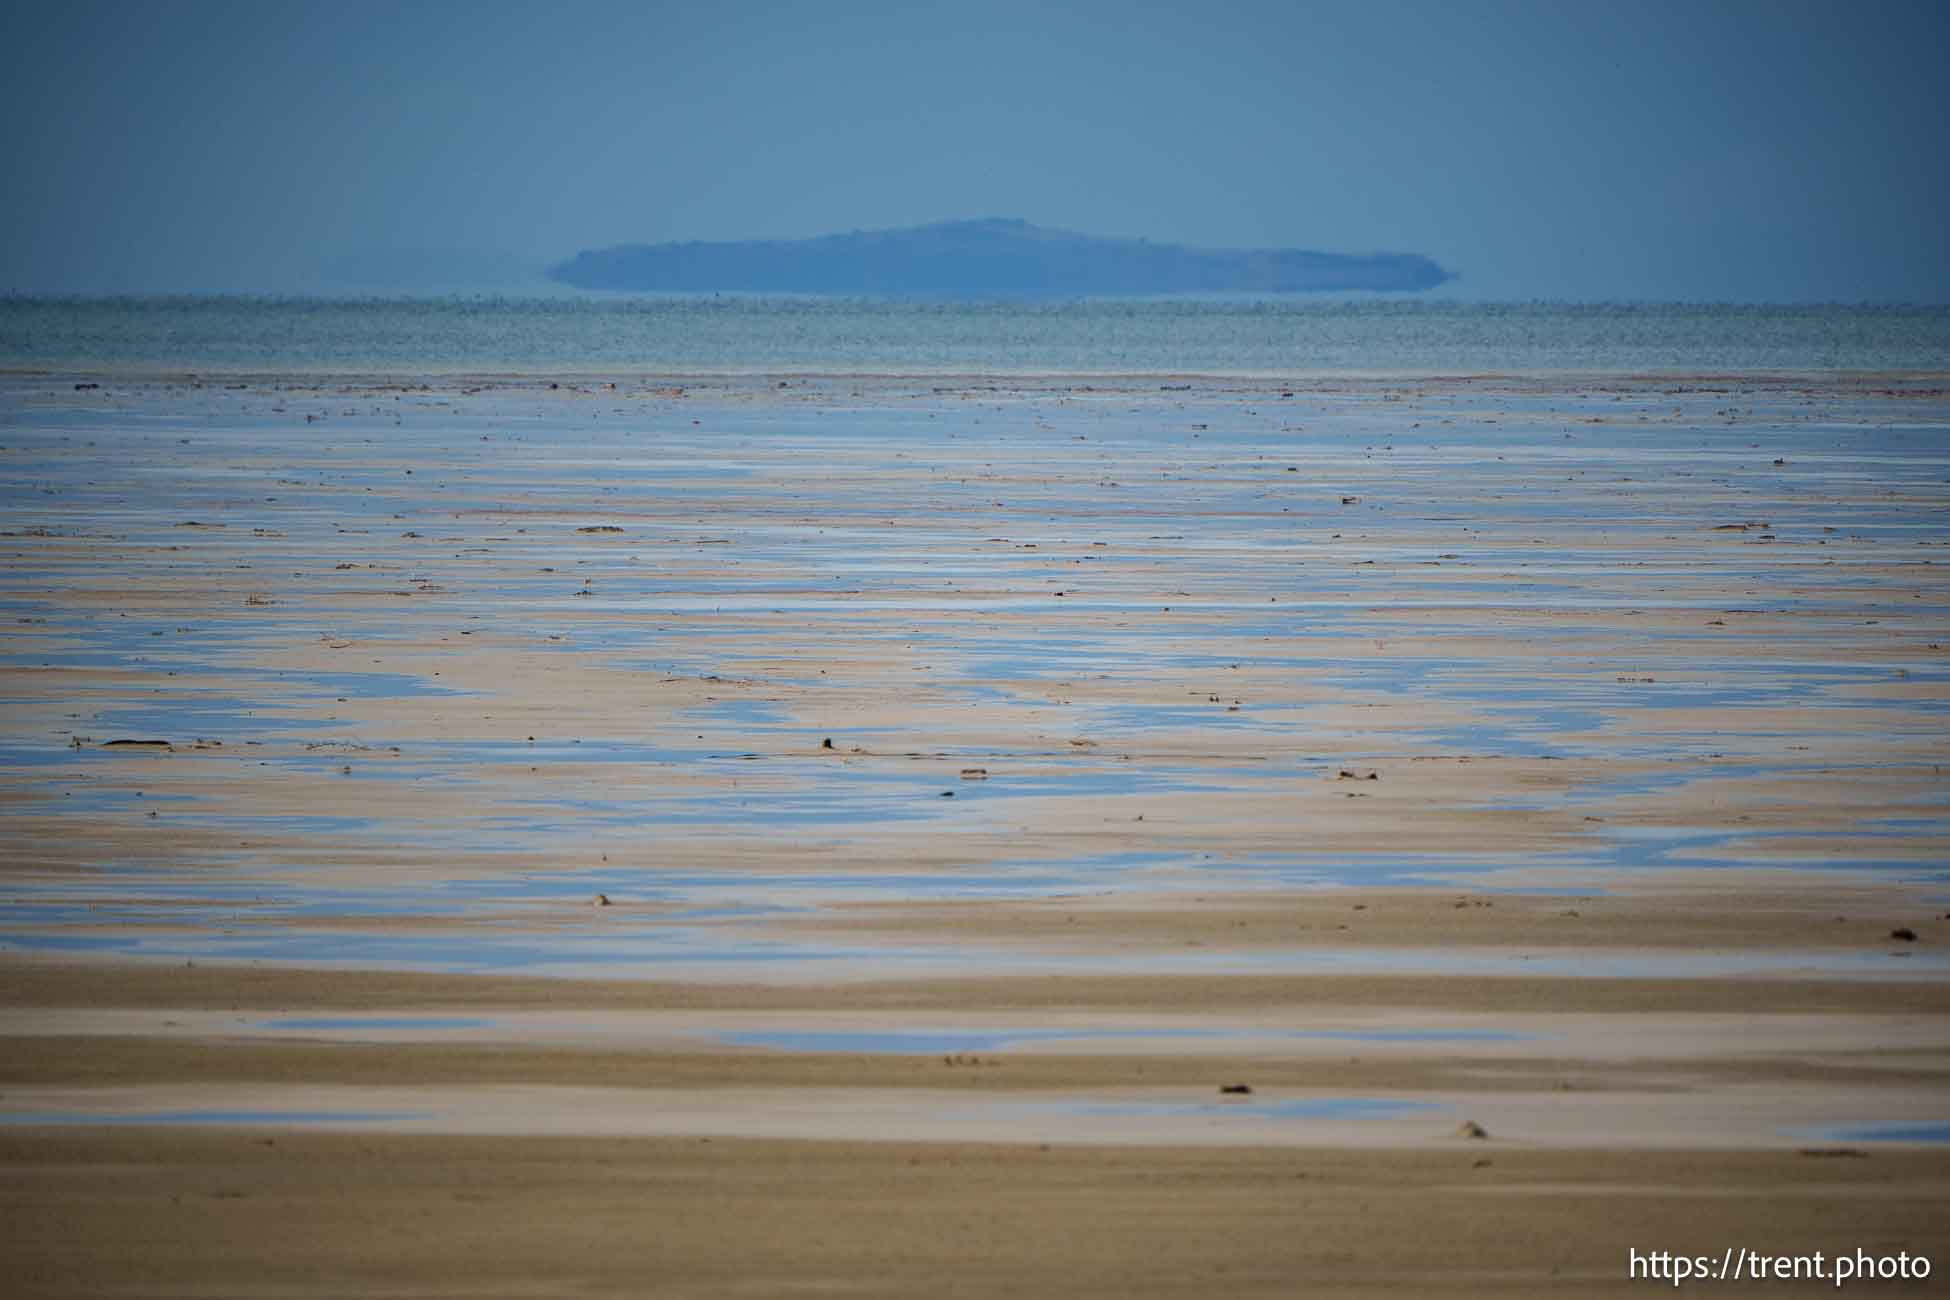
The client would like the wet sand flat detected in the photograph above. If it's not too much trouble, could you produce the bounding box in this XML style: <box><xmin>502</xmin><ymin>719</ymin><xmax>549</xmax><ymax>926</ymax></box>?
<box><xmin>7</xmin><ymin>1131</ymin><xmax>1945</xmax><ymax>1300</ymax></box>
<box><xmin>2</xmin><ymin>371</ymin><xmax>1948</xmax><ymax>1293</ymax></box>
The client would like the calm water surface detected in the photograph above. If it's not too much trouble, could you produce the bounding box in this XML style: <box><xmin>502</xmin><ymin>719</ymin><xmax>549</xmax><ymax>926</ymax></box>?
<box><xmin>3</xmin><ymin>298</ymin><xmax>1947</xmax><ymax>375</ymax></box>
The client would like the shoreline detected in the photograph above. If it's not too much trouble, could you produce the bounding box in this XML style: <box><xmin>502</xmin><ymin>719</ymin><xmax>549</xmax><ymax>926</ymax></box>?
<box><xmin>9</xmin><ymin>366</ymin><xmax>1950</xmax><ymax>386</ymax></box>
<box><xmin>2</xmin><ymin>368</ymin><xmax>1945</xmax><ymax>1292</ymax></box>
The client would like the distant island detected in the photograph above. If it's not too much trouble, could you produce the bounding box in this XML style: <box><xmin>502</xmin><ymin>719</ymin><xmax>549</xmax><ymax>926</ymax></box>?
<box><xmin>548</xmin><ymin>218</ymin><xmax>1454</xmax><ymax>296</ymax></box>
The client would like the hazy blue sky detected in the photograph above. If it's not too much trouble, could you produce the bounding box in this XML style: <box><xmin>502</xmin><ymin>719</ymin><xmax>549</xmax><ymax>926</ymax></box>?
<box><xmin>3</xmin><ymin>0</ymin><xmax>1945</xmax><ymax>300</ymax></box>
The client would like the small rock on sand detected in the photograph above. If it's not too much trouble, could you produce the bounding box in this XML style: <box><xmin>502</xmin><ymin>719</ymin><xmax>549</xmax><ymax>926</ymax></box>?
<box><xmin>1890</xmin><ymin>927</ymin><xmax>1917</xmax><ymax>941</ymax></box>
<box><xmin>1219</xmin><ymin>1083</ymin><xmax>1253</xmax><ymax>1095</ymax></box>
<box><xmin>1454</xmin><ymin>1120</ymin><xmax>1490</xmax><ymax>1139</ymax></box>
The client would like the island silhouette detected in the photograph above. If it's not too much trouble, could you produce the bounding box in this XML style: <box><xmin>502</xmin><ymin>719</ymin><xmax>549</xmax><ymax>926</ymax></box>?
<box><xmin>549</xmin><ymin>218</ymin><xmax>1454</xmax><ymax>296</ymax></box>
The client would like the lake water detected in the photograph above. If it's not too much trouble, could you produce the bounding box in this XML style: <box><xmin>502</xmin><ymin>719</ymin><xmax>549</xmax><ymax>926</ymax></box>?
<box><xmin>3</xmin><ymin>297</ymin><xmax>1948</xmax><ymax>376</ymax></box>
